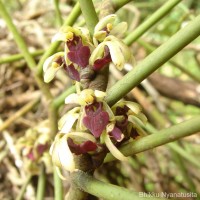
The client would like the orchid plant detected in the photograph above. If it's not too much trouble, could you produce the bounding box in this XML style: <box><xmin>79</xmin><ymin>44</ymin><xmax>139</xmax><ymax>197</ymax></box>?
<box><xmin>16</xmin><ymin>121</ymin><xmax>52</xmax><ymax>174</ymax></box>
<box><xmin>43</xmin><ymin>14</ymin><xmax>147</xmax><ymax>175</ymax></box>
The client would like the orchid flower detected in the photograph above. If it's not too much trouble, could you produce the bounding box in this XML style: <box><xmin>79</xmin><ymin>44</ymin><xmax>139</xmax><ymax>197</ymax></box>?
<box><xmin>93</xmin><ymin>14</ymin><xmax>127</xmax><ymax>46</ymax></box>
<box><xmin>64</xmin><ymin>89</ymin><xmax>128</xmax><ymax>161</ymax></box>
<box><xmin>16</xmin><ymin>121</ymin><xmax>52</xmax><ymax>174</ymax></box>
<box><xmin>52</xmin><ymin>26</ymin><xmax>93</xmax><ymax>68</ymax></box>
<box><xmin>90</xmin><ymin>36</ymin><xmax>134</xmax><ymax>71</ymax></box>
<box><xmin>43</xmin><ymin>26</ymin><xmax>96</xmax><ymax>83</ymax></box>
<box><xmin>43</xmin><ymin>52</ymin><xmax>65</xmax><ymax>83</ymax></box>
<box><xmin>50</xmin><ymin>132</ymin><xmax>97</xmax><ymax>173</ymax></box>
<box><xmin>111</xmin><ymin>100</ymin><xmax>147</xmax><ymax>138</ymax></box>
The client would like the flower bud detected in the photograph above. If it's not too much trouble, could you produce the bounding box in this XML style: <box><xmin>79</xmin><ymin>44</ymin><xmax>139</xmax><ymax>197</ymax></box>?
<box><xmin>43</xmin><ymin>52</ymin><xmax>65</xmax><ymax>83</ymax></box>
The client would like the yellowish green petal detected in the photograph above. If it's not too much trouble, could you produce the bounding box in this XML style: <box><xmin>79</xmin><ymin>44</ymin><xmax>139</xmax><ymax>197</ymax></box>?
<box><xmin>50</xmin><ymin>134</ymin><xmax>75</xmax><ymax>172</ymax></box>
<box><xmin>106</xmin><ymin>41</ymin><xmax>125</xmax><ymax>70</ymax></box>
<box><xmin>67</xmin><ymin>132</ymin><xmax>96</xmax><ymax>143</ymax></box>
<box><xmin>65</xmin><ymin>93</ymin><xmax>79</xmax><ymax>104</ymax></box>
<box><xmin>102</xmin><ymin>131</ymin><xmax>128</xmax><ymax>161</ymax></box>
<box><xmin>110</xmin><ymin>22</ymin><xmax>128</xmax><ymax>38</ymax></box>
<box><xmin>94</xmin><ymin>90</ymin><xmax>106</xmax><ymax>101</ymax></box>
<box><xmin>94</xmin><ymin>14</ymin><xmax>116</xmax><ymax>32</ymax></box>
<box><xmin>89</xmin><ymin>42</ymin><xmax>105</xmax><ymax>65</ymax></box>
<box><xmin>44</xmin><ymin>65</ymin><xmax>62</xmax><ymax>83</ymax></box>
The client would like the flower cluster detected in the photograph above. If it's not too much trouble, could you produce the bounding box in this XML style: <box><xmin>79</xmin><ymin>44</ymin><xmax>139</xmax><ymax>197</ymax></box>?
<box><xmin>50</xmin><ymin>89</ymin><xmax>147</xmax><ymax>172</ymax></box>
<box><xmin>43</xmin><ymin>14</ymin><xmax>147</xmax><ymax>174</ymax></box>
<box><xmin>16</xmin><ymin>121</ymin><xmax>52</xmax><ymax>174</ymax></box>
<box><xmin>43</xmin><ymin>14</ymin><xmax>134</xmax><ymax>83</ymax></box>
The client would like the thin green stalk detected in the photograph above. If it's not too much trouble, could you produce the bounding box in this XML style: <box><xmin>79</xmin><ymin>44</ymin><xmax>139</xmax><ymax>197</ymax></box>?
<box><xmin>53</xmin><ymin>0</ymin><xmax>63</xmax><ymax>26</ymax></box>
<box><xmin>171</xmin><ymin>150</ymin><xmax>200</xmax><ymax>199</ymax></box>
<box><xmin>142</xmin><ymin>122</ymin><xmax>200</xmax><ymax>169</ymax></box>
<box><xmin>36</xmin><ymin>2</ymin><xmax>81</xmax><ymax>76</ymax></box>
<box><xmin>49</xmin><ymin>104</ymin><xmax>63</xmax><ymax>200</ymax></box>
<box><xmin>106</xmin><ymin>14</ymin><xmax>200</xmax><ymax>106</ymax></box>
<box><xmin>71</xmin><ymin>170</ymin><xmax>166</xmax><ymax>200</ymax></box>
<box><xmin>0</xmin><ymin>0</ymin><xmax>36</xmax><ymax>69</ymax></box>
<box><xmin>124</xmin><ymin>0</ymin><xmax>182</xmax><ymax>45</ymax></box>
<box><xmin>53</xmin><ymin>86</ymin><xmax>76</xmax><ymax>109</ymax></box>
<box><xmin>0</xmin><ymin>1</ymin><xmax>52</xmax><ymax>99</ymax></box>
<box><xmin>48</xmin><ymin>103</ymin><xmax>58</xmax><ymax>137</ymax></box>
<box><xmin>171</xmin><ymin>150</ymin><xmax>197</xmax><ymax>193</ymax></box>
<box><xmin>54</xmin><ymin>167</ymin><xmax>63</xmax><ymax>200</ymax></box>
<box><xmin>104</xmin><ymin>116</ymin><xmax>200</xmax><ymax>162</ymax></box>
<box><xmin>36</xmin><ymin>165</ymin><xmax>46</xmax><ymax>200</ymax></box>
<box><xmin>168</xmin><ymin>143</ymin><xmax>200</xmax><ymax>169</ymax></box>
<box><xmin>0</xmin><ymin>50</ymin><xmax>44</xmax><ymax>65</ymax></box>
<box><xmin>111</xmin><ymin>0</ymin><xmax>133</xmax><ymax>10</ymax></box>
<box><xmin>48</xmin><ymin>102</ymin><xmax>62</xmax><ymax>200</ymax></box>
<box><xmin>169</xmin><ymin>60</ymin><xmax>200</xmax><ymax>83</ymax></box>
<box><xmin>138</xmin><ymin>39</ymin><xmax>200</xmax><ymax>83</ymax></box>
<box><xmin>66</xmin><ymin>185</ymin><xmax>88</xmax><ymax>200</ymax></box>
<box><xmin>16</xmin><ymin>175</ymin><xmax>32</xmax><ymax>200</ymax></box>
<box><xmin>63</xmin><ymin>2</ymin><xmax>81</xmax><ymax>27</ymax></box>
<box><xmin>78</xmin><ymin>0</ymin><xmax>98</xmax><ymax>35</ymax></box>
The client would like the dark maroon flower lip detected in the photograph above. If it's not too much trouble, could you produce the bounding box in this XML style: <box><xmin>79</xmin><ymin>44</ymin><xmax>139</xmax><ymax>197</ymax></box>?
<box><xmin>93</xmin><ymin>46</ymin><xmax>112</xmax><ymax>71</ymax></box>
<box><xmin>64</xmin><ymin>63</ymin><xmax>80</xmax><ymax>81</ymax></box>
<box><xmin>83</xmin><ymin>102</ymin><xmax>109</xmax><ymax>138</ymax></box>
<box><xmin>26</xmin><ymin>143</ymin><xmax>48</xmax><ymax>161</ymax></box>
<box><xmin>67</xmin><ymin>137</ymin><xmax>97</xmax><ymax>155</ymax></box>
<box><xmin>108</xmin><ymin>125</ymin><xmax>124</xmax><ymax>142</ymax></box>
<box><xmin>67</xmin><ymin>35</ymin><xmax>82</xmax><ymax>51</ymax></box>
<box><xmin>116</xmin><ymin>116</ymin><xmax>128</xmax><ymax>131</ymax></box>
<box><xmin>54</xmin><ymin>55</ymin><xmax>64</xmax><ymax>66</ymax></box>
<box><xmin>27</xmin><ymin>149</ymin><xmax>35</xmax><ymax>161</ymax></box>
<box><xmin>130</xmin><ymin>128</ymin><xmax>139</xmax><ymax>139</ymax></box>
<box><xmin>66</xmin><ymin>35</ymin><xmax>91</xmax><ymax>68</ymax></box>
<box><xmin>37</xmin><ymin>143</ymin><xmax>48</xmax><ymax>155</ymax></box>
<box><xmin>115</xmin><ymin>105</ymin><xmax>129</xmax><ymax>116</ymax></box>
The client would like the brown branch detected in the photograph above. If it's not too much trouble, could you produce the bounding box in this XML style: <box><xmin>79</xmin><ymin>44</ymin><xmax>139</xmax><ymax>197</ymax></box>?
<box><xmin>0</xmin><ymin>98</ymin><xmax>40</xmax><ymax>133</ymax></box>
<box><xmin>148</xmin><ymin>72</ymin><xmax>200</xmax><ymax>107</ymax></box>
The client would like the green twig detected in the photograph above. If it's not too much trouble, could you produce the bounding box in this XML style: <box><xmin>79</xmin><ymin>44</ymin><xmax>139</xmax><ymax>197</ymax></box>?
<box><xmin>66</xmin><ymin>184</ymin><xmax>88</xmax><ymax>200</ymax></box>
<box><xmin>171</xmin><ymin>150</ymin><xmax>200</xmax><ymax>199</ymax></box>
<box><xmin>106</xmin><ymin>14</ymin><xmax>200</xmax><ymax>106</ymax></box>
<box><xmin>124</xmin><ymin>0</ymin><xmax>182</xmax><ymax>45</ymax></box>
<box><xmin>53</xmin><ymin>86</ymin><xmax>76</xmax><ymax>109</ymax></box>
<box><xmin>0</xmin><ymin>0</ymin><xmax>36</xmax><ymax>69</ymax></box>
<box><xmin>16</xmin><ymin>175</ymin><xmax>32</xmax><ymax>200</ymax></box>
<box><xmin>78</xmin><ymin>0</ymin><xmax>98</xmax><ymax>36</ymax></box>
<box><xmin>140</xmin><ymin>122</ymin><xmax>200</xmax><ymax>169</ymax></box>
<box><xmin>138</xmin><ymin>39</ymin><xmax>200</xmax><ymax>83</ymax></box>
<box><xmin>71</xmin><ymin>170</ymin><xmax>166</xmax><ymax>200</ymax></box>
<box><xmin>54</xmin><ymin>167</ymin><xmax>63</xmax><ymax>200</ymax></box>
<box><xmin>0</xmin><ymin>0</ymin><xmax>52</xmax><ymax>99</ymax></box>
<box><xmin>49</xmin><ymin>103</ymin><xmax>62</xmax><ymax>200</ymax></box>
<box><xmin>168</xmin><ymin>143</ymin><xmax>200</xmax><ymax>169</ymax></box>
<box><xmin>0</xmin><ymin>50</ymin><xmax>44</xmax><ymax>65</ymax></box>
<box><xmin>104</xmin><ymin>116</ymin><xmax>200</xmax><ymax>162</ymax></box>
<box><xmin>111</xmin><ymin>0</ymin><xmax>133</xmax><ymax>10</ymax></box>
<box><xmin>53</xmin><ymin>0</ymin><xmax>63</xmax><ymax>26</ymax></box>
<box><xmin>36</xmin><ymin>165</ymin><xmax>46</xmax><ymax>200</ymax></box>
<box><xmin>48</xmin><ymin>103</ymin><xmax>58</xmax><ymax>137</ymax></box>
